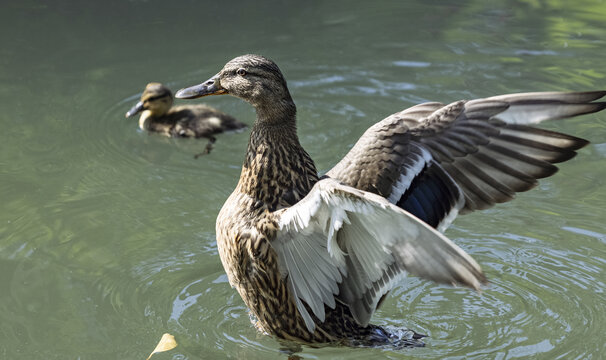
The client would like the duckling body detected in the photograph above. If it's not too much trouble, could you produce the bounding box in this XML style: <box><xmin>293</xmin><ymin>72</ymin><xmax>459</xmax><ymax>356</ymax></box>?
<box><xmin>138</xmin><ymin>103</ymin><xmax>245</xmax><ymax>138</ymax></box>
<box><xmin>176</xmin><ymin>55</ymin><xmax>606</xmax><ymax>346</ymax></box>
<box><xmin>126</xmin><ymin>83</ymin><xmax>246</xmax><ymax>152</ymax></box>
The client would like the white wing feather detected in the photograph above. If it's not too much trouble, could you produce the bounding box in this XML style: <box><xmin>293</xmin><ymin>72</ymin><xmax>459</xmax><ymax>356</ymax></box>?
<box><xmin>273</xmin><ymin>178</ymin><xmax>485</xmax><ymax>332</ymax></box>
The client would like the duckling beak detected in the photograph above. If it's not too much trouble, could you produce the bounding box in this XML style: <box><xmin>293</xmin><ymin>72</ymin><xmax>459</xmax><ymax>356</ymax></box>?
<box><xmin>125</xmin><ymin>101</ymin><xmax>144</xmax><ymax>118</ymax></box>
<box><xmin>175</xmin><ymin>75</ymin><xmax>226</xmax><ymax>99</ymax></box>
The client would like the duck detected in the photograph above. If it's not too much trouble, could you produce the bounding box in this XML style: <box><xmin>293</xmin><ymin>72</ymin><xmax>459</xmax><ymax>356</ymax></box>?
<box><xmin>125</xmin><ymin>82</ymin><xmax>247</xmax><ymax>155</ymax></box>
<box><xmin>175</xmin><ymin>54</ymin><xmax>606</xmax><ymax>346</ymax></box>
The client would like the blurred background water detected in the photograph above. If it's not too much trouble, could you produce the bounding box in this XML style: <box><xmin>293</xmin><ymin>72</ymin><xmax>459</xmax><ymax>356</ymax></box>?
<box><xmin>1</xmin><ymin>0</ymin><xmax>605</xmax><ymax>359</ymax></box>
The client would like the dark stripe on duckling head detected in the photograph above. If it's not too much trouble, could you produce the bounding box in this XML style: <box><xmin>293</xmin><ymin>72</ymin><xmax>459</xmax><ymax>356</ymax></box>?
<box><xmin>142</xmin><ymin>82</ymin><xmax>173</xmax><ymax>102</ymax></box>
<box><xmin>144</xmin><ymin>93</ymin><xmax>172</xmax><ymax>103</ymax></box>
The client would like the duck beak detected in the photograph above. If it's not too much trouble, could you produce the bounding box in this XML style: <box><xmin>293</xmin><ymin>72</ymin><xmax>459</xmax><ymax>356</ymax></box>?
<box><xmin>125</xmin><ymin>101</ymin><xmax>144</xmax><ymax>118</ymax></box>
<box><xmin>175</xmin><ymin>75</ymin><xmax>226</xmax><ymax>99</ymax></box>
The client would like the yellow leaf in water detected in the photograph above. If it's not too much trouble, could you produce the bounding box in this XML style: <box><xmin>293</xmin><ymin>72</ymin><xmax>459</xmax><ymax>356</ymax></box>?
<box><xmin>146</xmin><ymin>333</ymin><xmax>177</xmax><ymax>360</ymax></box>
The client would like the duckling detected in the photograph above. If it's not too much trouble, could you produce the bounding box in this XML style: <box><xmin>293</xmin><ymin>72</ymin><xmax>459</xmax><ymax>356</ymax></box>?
<box><xmin>125</xmin><ymin>83</ymin><xmax>246</xmax><ymax>155</ymax></box>
<box><xmin>175</xmin><ymin>54</ymin><xmax>605</xmax><ymax>346</ymax></box>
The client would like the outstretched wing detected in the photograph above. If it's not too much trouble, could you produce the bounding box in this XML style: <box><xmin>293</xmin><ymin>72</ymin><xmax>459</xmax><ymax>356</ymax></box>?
<box><xmin>327</xmin><ymin>91</ymin><xmax>604</xmax><ymax>220</ymax></box>
<box><xmin>272</xmin><ymin>178</ymin><xmax>486</xmax><ymax>333</ymax></box>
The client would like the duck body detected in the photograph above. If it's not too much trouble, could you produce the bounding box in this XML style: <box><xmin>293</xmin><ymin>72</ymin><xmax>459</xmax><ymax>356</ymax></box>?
<box><xmin>215</xmin><ymin>121</ymin><xmax>390</xmax><ymax>343</ymax></box>
<box><xmin>216</xmin><ymin>122</ymin><xmax>424</xmax><ymax>345</ymax></box>
<box><xmin>126</xmin><ymin>82</ymin><xmax>246</xmax><ymax>139</ymax></box>
<box><xmin>176</xmin><ymin>55</ymin><xmax>606</xmax><ymax>346</ymax></box>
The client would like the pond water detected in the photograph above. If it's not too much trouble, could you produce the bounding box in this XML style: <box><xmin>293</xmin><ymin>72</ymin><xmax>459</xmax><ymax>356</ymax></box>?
<box><xmin>1</xmin><ymin>1</ymin><xmax>606</xmax><ymax>359</ymax></box>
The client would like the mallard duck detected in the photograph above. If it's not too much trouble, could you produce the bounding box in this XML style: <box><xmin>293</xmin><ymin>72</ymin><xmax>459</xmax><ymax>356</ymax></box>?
<box><xmin>175</xmin><ymin>55</ymin><xmax>605</xmax><ymax>346</ymax></box>
<box><xmin>126</xmin><ymin>82</ymin><xmax>246</xmax><ymax>155</ymax></box>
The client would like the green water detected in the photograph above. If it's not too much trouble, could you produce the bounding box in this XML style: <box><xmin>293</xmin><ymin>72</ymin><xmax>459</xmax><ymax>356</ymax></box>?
<box><xmin>1</xmin><ymin>1</ymin><xmax>606</xmax><ymax>359</ymax></box>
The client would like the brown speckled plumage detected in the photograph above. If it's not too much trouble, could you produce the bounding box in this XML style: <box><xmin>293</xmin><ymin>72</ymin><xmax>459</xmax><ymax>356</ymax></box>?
<box><xmin>175</xmin><ymin>54</ymin><xmax>606</xmax><ymax>346</ymax></box>
<box><xmin>215</xmin><ymin>119</ymin><xmax>387</xmax><ymax>343</ymax></box>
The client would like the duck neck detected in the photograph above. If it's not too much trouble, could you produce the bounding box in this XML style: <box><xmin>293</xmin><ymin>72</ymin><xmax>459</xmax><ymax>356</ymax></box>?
<box><xmin>238</xmin><ymin>101</ymin><xmax>319</xmax><ymax>210</ymax></box>
<box><xmin>255</xmin><ymin>96</ymin><xmax>297</xmax><ymax>126</ymax></box>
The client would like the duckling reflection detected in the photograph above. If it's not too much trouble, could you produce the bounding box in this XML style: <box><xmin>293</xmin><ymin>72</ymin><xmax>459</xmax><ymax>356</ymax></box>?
<box><xmin>126</xmin><ymin>83</ymin><xmax>246</xmax><ymax>156</ymax></box>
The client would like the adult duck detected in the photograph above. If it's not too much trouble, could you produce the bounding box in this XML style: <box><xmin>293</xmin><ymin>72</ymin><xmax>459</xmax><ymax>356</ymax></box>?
<box><xmin>126</xmin><ymin>82</ymin><xmax>246</xmax><ymax>155</ymax></box>
<box><xmin>175</xmin><ymin>55</ymin><xmax>605</xmax><ymax>346</ymax></box>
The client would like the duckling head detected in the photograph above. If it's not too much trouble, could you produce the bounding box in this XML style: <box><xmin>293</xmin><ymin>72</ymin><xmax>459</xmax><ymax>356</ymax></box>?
<box><xmin>175</xmin><ymin>55</ymin><xmax>293</xmax><ymax>119</ymax></box>
<box><xmin>126</xmin><ymin>82</ymin><xmax>174</xmax><ymax>118</ymax></box>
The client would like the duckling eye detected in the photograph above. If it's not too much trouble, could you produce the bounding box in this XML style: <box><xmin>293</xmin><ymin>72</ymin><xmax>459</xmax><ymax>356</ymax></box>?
<box><xmin>236</xmin><ymin>68</ymin><xmax>247</xmax><ymax>76</ymax></box>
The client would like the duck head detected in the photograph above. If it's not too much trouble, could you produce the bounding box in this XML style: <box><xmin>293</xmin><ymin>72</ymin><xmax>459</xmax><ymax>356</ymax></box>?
<box><xmin>175</xmin><ymin>55</ymin><xmax>294</xmax><ymax>120</ymax></box>
<box><xmin>126</xmin><ymin>83</ymin><xmax>174</xmax><ymax>118</ymax></box>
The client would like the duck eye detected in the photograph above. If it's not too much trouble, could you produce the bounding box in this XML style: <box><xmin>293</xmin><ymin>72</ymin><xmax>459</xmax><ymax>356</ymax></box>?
<box><xmin>236</xmin><ymin>68</ymin><xmax>246</xmax><ymax>76</ymax></box>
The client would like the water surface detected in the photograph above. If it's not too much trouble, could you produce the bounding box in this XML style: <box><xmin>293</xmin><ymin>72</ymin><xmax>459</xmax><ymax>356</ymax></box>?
<box><xmin>1</xmin><ymin>1</ymin><xmax>606</xmax><ymax>359</ymax></box>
